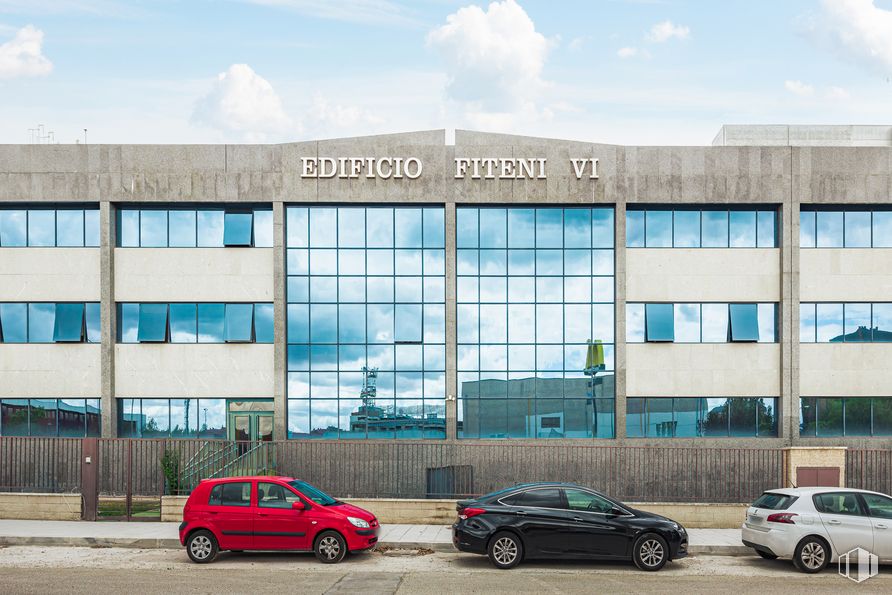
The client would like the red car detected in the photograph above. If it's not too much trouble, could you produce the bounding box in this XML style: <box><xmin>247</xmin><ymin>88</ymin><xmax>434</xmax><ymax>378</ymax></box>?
<box><xmin>178</xmin><ymin>476</ymin><xmax>379</xmax><ymax>564</ymax></box>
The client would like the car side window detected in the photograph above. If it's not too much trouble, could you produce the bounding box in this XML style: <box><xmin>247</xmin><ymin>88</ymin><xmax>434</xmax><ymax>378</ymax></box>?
<box><xmin>258</xmin><ymin>482</ymin><xmax>302</xmax><ymax>508</ymax></box>
<box><xmin>208</xmin><ymin>485</ymin><xmax>222</xmax><ymax>506</ymax></box>
<box><xmin>813</xmin><ymin>492</ymin><xmax>865</xmax><ymax>516</ymax></box>
<box><xmin>563</xmin><ymin>488</ymin><xmax>615</xmax><ymax>513</ymax></box>
<box><xmin>209</xmin><ymin>482</ymin><xmax>251</xmax><ymax>507</ymax></box>
<box><xmin>518</xmin><ymin>488</ymin><xmax>563</xmax><ymax>508</ymax></box>
<box><xmin>862</xmin><ymin>493</ymin><xmax>892</xmax><ymax>520</ymax></box>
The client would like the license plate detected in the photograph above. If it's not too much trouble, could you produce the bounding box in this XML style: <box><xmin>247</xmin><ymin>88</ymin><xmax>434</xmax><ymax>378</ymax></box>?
<box><xmin>749</xmin><ymin>515</ymin><xmax>762</xmax><ymax>523</ymax></box>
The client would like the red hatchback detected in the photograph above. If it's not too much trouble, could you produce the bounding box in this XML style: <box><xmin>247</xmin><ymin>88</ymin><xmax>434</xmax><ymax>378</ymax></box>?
<box><xmin>179</xmin><ymin>476</ymin><xmax>379</xmax><ymax>564</ymax></box>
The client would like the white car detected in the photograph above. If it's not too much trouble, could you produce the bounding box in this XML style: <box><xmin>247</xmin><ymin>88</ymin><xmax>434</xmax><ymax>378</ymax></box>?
<box><xmin>742</xmin><ymin>487</ymin><xmax>892</xmax><ymax>573</ymax></box>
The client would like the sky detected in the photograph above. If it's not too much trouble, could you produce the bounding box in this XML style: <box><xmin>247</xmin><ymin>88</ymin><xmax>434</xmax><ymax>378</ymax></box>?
<box><xmin>1</xmin><ymin>0</ymin><xmax>892</xmax><ymax>145</ymax></box>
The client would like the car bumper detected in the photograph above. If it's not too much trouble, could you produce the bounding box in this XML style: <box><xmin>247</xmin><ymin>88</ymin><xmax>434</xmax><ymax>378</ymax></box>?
<box><xmin>741</xmin><ymin>522</ymin><xmax>798</xmax><ymax>559</ymax></box>
<box><xmin>452</xmin><ymin>522</ymin><xmax>488</xmax><ymax>555</ymax></box>
<box><xmin>671</xmin><ymin>533</ymin><xmax>689</xmax><ymax>560</ymax></box>
<box><xmin>178</xmin><ymin>521</ymin><xmax>189</xmax><ymax>546</ymax></box>
<box><xmin>346</xmin><ymin>525</ymin><xmax>380</xmax><ymax>552</ymax></box>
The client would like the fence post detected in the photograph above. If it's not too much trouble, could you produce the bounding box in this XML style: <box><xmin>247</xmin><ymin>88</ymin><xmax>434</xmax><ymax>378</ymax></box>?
<box><xmin>81</xmin><ymin>438</ymin><xmax>99</xmax><ymax>521</ymax></box>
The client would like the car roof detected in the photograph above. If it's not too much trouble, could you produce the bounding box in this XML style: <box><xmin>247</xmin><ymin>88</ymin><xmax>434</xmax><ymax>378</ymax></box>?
<box><xmin>201</xmin><ymin>476</ymin><xmax>298</xmax><ymax>484</ymax></box>
<box><xmin>759</xmin><ymin>487</ymin><xmax>889</xmax><ymax>497</ymax></box>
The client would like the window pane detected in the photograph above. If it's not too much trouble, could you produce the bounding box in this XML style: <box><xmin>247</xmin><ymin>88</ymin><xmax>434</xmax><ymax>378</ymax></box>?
<box><xmin>845</xmin><ymin>398</ymin><xmax>871</xmax><ymax>436</ymax></box>
<box><xmin>645</xmin><ymin>303</ymin><xmax>674</xmax><ymax>342</ymax></box>
<box><xmin>816</xmin><ymin>397</ymin><xmax>843</xmax><ymax>436</ymax></box>
<box><xmin>224</xmin><ymin>303</ymin><xmax>254</xmax><ymax>342</ymax></box>
<box><xmin>28</xmin><ymin>303</ymin><xmax>55</xmax><ymax>342</ymax></box>
<box><xmin>479</xmin><ymin>209</ymin><xmax>507</xmax><ymax>249</ymax></box>
<box><xmin>254</xmin><ymin>303</ymin><xmax>274</xmax><ymax>343</ymax></box>
<box><xmin>626</xmin><ymin>398</ymin><xmax>645</xmax><ymax>437</ymax></box>
<box><xmin>139</xmin><ymin>210</ymin><xmax>167</xmax><ymax>247</ymax></box>
<box><xmin>701</xmin><ymin>211</ymin><xmax>728</xmax><ymax>247</ymax></box>
<box><xmin>0</xmin><ymin>210</ymin><xmax>27</xmax><ymax>246</ymax></box>
<box><xmin>85</xmin><ymin>302</ymin><xmax>101</xmax><ymax>343</ymax></box>
<box><xmin>873</xmin><ymin>211</ymin><xmax>892</xmax><ymax>248</ymax></box>
<box><xmin>626</xmin><ymin>303</ymin><xmax>644</xmax><ymax>342</ymax></box>
<box><xmin>673</xmin><ymin>210</ymin><xmax>700</xmax><ymax>247</ymax></box>
<box><xmin>844</xmin><ymin>211</ymin><xmax>871</xmax><ymax>247</ymax></box>
<box><xmin>757</xmin><ymin>303</ymin><xmax>776</xmax><ymax>343</ymax></box>
<box><xmin>799</xmin><ymin>210</ymin><xmax>816</xmax><ymax>248</ymax></box>
<box><xmin>1</xmin><ymin>399</ymin><xmax>30</xmax><ymax>435</ymax></box>
<box><xmin>84</xmin><ymin>209</ymin><xmax>100</xmax><ymax>247</ymax></box>
<box><xmin>395</xmin><ymin>208</ymin><xmax>423</xmax><ymax>248</ymax></box>
<box><xmin>729</xmin><ymin>398</ymin><xmax>757</xmax><ymax>437</ymax></box>
<box><xmin>137</xmin><ymin>303</ymin><xmax>168</xmax><ymax>342</ymax></box>
<box><xmin>563</xmin><ymin>209</ymin><xmax>590</xmax><ymax>248</ymax></box>
<box><xmin>223</xmin><ymin>212</ymin><xmax>253</xmax><ymax>246</ymax></box>
<box><xmin>59</xmin><ymin>399</ymin><xmax>87</xmax><ymax>437</ymax></box>
<box><xmin>29</xmin><ymin>399</ymin><xmax>58</xmax><ymax>436</ymax></box>
<box><xmin>645</xmin><ymin>211</ymin><xmax>671</xmax><ymax>247</ymax></box>
<box><xmin>366</xmin><ymin>208</ymin><xmax>393</xmax><ymax>248</ymax></box>
<box><xmin>118</xmin><ymin>303</ymin><xmax>139</xmax><ymax>343</ymax></box>
<box><xmin>729</xmin><ymin>211</ymin><xmax>756</xmax><ymax>247</ymax></box>
<box><xmin>816</xmin><ymin>211</ymin><xmax>843</xmax><ymax>247</ymax></box>
<box><xmin>536</xmin><ymin>208</ymin><xmax>562</xmax><ymax>248</ymax></box>
<box><xmin>648</xmin><ymin>398</ymin><xmax>674</xmax><ymax>437</ymax></box>
<box><xmin>700</xmin><ymin>398</ymin><xmax>728</xmax><ymax>436</ymax></box>
<box><xmin>799</xmin><ymin>303</ymin><xmax>816</xmax><ymax>343</ymax></box>
<box><xmin>170</xmin><ymin>398</ymin><xmax>199</xmax><ymax>438</ymax></box>
<box><xmin>816</xmin><ymin>303</ymin><xmax>844</xmax><ymax>342</ymax></box>
<box><xmin>56</xmin><ymin>210</ymin><xmax>84</xmax><ymax>247</ymax></box>
<box><xmin>197</xmin><ymin>210</ymin><xmax>224</xmax><ymax>247</ymax></box>
<box><xmin>874</xmin><ymin>398</ymin><xmax>892</xmax><ymax>436</ymax></box>
<box><xmin>456</xmin><ymin>208</ymin><xmax>478</xmax><ymax>248</ymax></box>
<box><xmin>729</xmin><ymin>303</ymin><xmax>759</xmax><ymax>342</ymax></box>
<box><xmin>757</xmin><ymin>210</ymin><xmax>776</xmax><ymax>247</ymax></box>
<box><xmin>674</xmin><ymin>398</ymin><xmax>700</xmax><ymax>437</ymax></box>
<box><xmin>198</xmin><ymin>303</ymin><xmax>225</xmax><ymax>342</ymax></box>
<box><xmin>423</xmin><ymin>208</ymin><xmax>444</xmax><ymax>248</ymax></box>
<box><xmin>142</xmin><ymin>399</ymin><xmax>170</xmax><ymax>437</ymax></box>
<box><xmin>674</xmin><ymin>303</ymin><xmax>700</xmax><ymax>342</ymax></box>
<box><xmin>28</xmin><ymin>210</ymin><xmax>55</xmax><ymax>246</ymax></box>
<box><xmin>872</xmin><ymin>303</ymin><xmax>892</xmax><ymax>342</ymax></box>
<box><xmin>169</xmin><ymin>303</ymin><xmax>197</xmax><ymax>343</ymax></box>
<box><xmin>53</xmin><ymin>303</ymin><xmax>85</xmax><ymax>342</ymax></box>
<box><xmin>757</xmin><ymin>398</ymin><xmax>778</xmax><ymax>437</ymax></box>
<box><xmin>168</xmin><ymin>210</ymin><xmax>197</xmax><ymax>247</ymax></box>
<box><xmin>844</xmin><ymin>303</ymin><xmax>871</xmax><ymax>342</ymax></box>
<box><xmin>701</xmin><ymin>303</ymin><xmax>729</xmax><ymax>342</ymax></box>
<box><xmin>253</xmin><ymin>210</ymin><xmax>273</xmax><ymax>247</ymax></box>
<box><xmin>118</xmin><ymin>210</ymin><xmax>139</xmax><ymax>247</ymax></box>
<box><xmin>286</xmin><ymin>207</ymin><xmax>308</xmax><ymax>247</ymax></box>
<box><xmin>626</xmin><ymin>210</ymin><xmax>644</xmax><ymax>247</ymax></box>
<box><xmin>0</xmin><ymin>303</ymin><xmax>27</xmax><ymax>342</ymax></box>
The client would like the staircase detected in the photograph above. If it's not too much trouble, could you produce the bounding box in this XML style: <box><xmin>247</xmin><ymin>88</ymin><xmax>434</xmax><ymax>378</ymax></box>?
<box><xmin>180</xmin><ymin>441</ymin><xmax>277</xmax><ymax>492</ymax></box>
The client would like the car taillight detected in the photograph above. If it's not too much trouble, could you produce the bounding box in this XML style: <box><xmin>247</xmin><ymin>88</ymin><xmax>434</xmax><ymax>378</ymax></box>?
<box><xmin>767</xmin><ymin>512</ymin><xmax>797</xmax><ymax>524</ymax></box>
<box><xmin>460</xmin><ymin>507</ymin><xmax>485</xmax><ymax>520</ymax></box>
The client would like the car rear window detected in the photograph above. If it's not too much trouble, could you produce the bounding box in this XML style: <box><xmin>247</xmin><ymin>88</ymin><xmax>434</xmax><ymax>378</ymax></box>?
<box><xmin>208</xmin><ymin>482</ymin><xmax>251</xmax><ymax>507</ymax></box>
<box><xmin>751</xmin><ymin>492</ymin><xmax>798</xmax><ymax>510</ymax></box>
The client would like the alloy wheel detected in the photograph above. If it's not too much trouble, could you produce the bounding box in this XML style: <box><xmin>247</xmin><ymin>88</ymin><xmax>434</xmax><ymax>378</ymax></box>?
<box><xmin>319</xmin><ymin>536</ymin><xmax>341</xmax><ymax>561</ymax></box>
<box><xmin>189</xmin><ymin>535</ymin><xmax>212</xmax><ymax>560</ymax></box>
<box><xmin>800</xmin><ymin>542</ymin><xmax>825</xmax><ymax>570</ymax></box>
<box><xmin>639</xmin><ymin>539</ymin><xmax>664</xmax><ymax>567</ymax></box>
<box><xmin>492</xmin><ymin>537</ymin><xmax>518</xmax><ymax>566</ymax></box>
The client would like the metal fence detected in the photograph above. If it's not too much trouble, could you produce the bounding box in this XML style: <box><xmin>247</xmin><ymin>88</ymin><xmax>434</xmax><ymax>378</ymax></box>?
<box><xmin>846</xmin><ymin>449</ymin><xmax>892</xmax><ymax>495</ymax></box>
<box><xmin>0</xmin><ymin>437</ymin><xmax>787</xmax><ymax>504</ymax></box>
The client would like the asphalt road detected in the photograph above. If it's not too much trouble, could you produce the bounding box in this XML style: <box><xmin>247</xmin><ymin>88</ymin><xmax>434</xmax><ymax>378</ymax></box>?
<box><xmin>0</xmin><ymin>546</ymin><xmax>890</xmax><ymax>594</ymax></box>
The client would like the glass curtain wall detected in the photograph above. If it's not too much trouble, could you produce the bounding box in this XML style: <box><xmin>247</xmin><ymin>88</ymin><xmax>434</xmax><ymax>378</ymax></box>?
<box><xmin>0</xmin><ymin>399</ymin><xmax>100</xmax><ymax>437</ymax></box>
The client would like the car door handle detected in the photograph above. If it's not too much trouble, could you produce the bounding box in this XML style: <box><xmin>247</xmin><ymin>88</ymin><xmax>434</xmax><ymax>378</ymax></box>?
<box><xmin>258</xmin><ymin>513</ymin><xmax>269</xmax><ymax>517</ymax></box>
<box><xmin>573</xmin><ymin>517</ymin><xmax>584</xmax><ymax>522</ymax></box>
<box><xmin>828</xmin><ymin>519</ymin><xmax>841</xmax><ymax>525</ymax></box>
<box><xmin>515</xmin><ymin>511</ymin><xmax>527</xmax><ymax>516</ymax></box>
<box><xmin>877</xmin><ymin>524</ymin><xmax>888</xmax><ymax>529</ymax></box>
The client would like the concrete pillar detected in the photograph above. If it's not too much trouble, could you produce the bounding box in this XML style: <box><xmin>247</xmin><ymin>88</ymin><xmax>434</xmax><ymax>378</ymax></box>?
<box><xmin>784</xmin><ymin>194</ymin><xmax>797</xmax><ymax>445</ymax></box>
<box><xmin>444</xmin><ymin>202</ymin><xmax>458</xmax><ymax>440</ymax></box>
<box><xmin>273</xmin><ymin>202</ymin><xmax>288</xmax><ymax>440</ymax></box>
<box><xmin>99</xmin><ymin>201</ymin><xmax>117</xmax><ymax>438</ymax></box>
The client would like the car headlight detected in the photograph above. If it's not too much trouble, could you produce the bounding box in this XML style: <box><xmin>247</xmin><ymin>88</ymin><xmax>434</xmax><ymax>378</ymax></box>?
<box><xmin>348</xmin><ymin>517</ymin><xmax>370</xmax><ymax>529</ymax></box>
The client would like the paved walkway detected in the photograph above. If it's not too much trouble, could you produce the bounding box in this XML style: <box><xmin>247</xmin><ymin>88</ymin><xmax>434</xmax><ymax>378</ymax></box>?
<box><xmin>0</xmin><ymin>520</ymin><xmax>747</xmax><ymax>554</ymax></box>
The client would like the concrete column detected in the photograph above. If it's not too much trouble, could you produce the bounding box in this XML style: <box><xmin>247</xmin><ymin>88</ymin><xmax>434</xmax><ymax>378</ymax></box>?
<box><xmin>785</xmin><ymin>195</ymin><xmax>799</xmax><ymax>444</ymax></box>
<box><xmin>444</xmin><ymin>202</ymin><xmax>458</xmax><ymax>440</ymax></box>
<box><xmin>613</xmin><ymin>196</ymin><xmax>626</xmax><ymax>440</ymax></box>
<box><xmin>99</xmin><ymin>201</ymin><xmax>117</xmax><ymax>438</ymax></box>
<box><xmin>273</xmin><ymin>202</ymin><xmax>288</xmax><ymax>440</ymax></box>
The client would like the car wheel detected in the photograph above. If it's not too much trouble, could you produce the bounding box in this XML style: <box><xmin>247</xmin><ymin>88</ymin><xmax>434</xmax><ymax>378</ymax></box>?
<box><xmin>756</xmin><ymin>550</ymin><xmax>778</xmax><ymax>560</ymax></box>
<box><xmin>315</xmin><ymin>531</ymin><xmax>347</xmax><ymax>564</ymax></box>
<box><xmin>186</xmin><ymin>530</ymin><xmax>218</xmax><ymax>564</ymax></box>
<box><xmin>487</xmin><ymin>531</ymin><xmax>523</xmax><ymax>569</ymax></box>
<box><xmin>793</xmin><ymin>537</ymin><xmax>829</xmax><ymax>573</ymax></box>
<box><xmin>633</xmin><ymin>533</ymin><xmax>668</xmax><ymax>571</ymax></box>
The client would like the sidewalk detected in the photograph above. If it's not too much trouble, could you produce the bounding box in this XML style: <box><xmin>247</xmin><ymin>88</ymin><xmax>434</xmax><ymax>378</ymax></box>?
<box><xmin>0</xmin><ymin>520</ymin><xmax>749</xmax><ymax>555</ymax></box>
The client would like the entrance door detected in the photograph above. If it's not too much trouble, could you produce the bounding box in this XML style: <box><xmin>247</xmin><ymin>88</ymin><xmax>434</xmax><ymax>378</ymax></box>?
<box><xmin>227</xmin><ymin>400</ymin><xmax>275</xmax><ymax>442</ymax></box>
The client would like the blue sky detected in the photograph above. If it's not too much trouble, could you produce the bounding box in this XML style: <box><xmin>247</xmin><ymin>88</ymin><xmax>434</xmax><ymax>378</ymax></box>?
<box><xmin>1</xmin><ymin>0</ymin><xmax>892</xmax><ymax>144</ymax></box>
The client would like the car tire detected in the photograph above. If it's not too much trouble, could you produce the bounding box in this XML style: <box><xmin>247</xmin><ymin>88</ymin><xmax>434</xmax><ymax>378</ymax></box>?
<box><xmin>186</xmin><ymin>530</ymin><xmax>218</xmax><ymax>564</ymax></box>
<box><xmin>486</xmin><ymin>531</ymin><xmax>523</xmax><ymax>569</ymax></box>
<box><xmin>756</xmin><ymin>550</ymin><xmax>778</xmax><ymax>560</ymax></box>
<box><xmin>793</xmin><ymin>536</ymin><xmax>829</xmax><ymax>573</ymax></box>
<box><xmin>314</xmin><ymin>531</ymin><xmax>347</xmax><ymax>564</ymax></box>
<box><xmin>633</xmin><ymin>533</ymin><xmax>668</xmax><ymax>571</ymax></box>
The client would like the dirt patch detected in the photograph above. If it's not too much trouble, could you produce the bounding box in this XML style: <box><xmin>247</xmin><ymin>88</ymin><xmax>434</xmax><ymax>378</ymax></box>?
<box><xmin>380</xmin><ymin>547</ymin><xmax>434</xmax><ymax>557</ymax></box>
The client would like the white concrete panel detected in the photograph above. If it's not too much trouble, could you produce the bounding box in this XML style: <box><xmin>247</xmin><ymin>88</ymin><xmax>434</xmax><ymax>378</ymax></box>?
<box><xmin>0</xmin><ymin>345</ymin><xmax>100</xmax><ymax>397</ymax></box>
<box><xmin>114</xmin><ymin>344</ymin><xmax>274</xmax><ymax>398</ymax></box>
<box><xmin>800</xmin><ymin>249</ymin><xmax>892</xmax><ymax>301</ymax></box>
<box><xmin>0</xmin><ymin>248</ymin><xmax>100</xmax><ymax>301</ymax></box>
<box><xmin>800</xmin><ymin>344</ymin><xmax>892</xmax><ymax>396</ymax></box>
<box><xmin>626</xmin><ymin>343</ymin><xmax>781</xmax><ymax>397</ymax></box>
<box><xmin>626</xmin><ymin>249</ymin><xmax>780</xmax><ymax>302</ymax></box>
<box><xmin>114</xmin><ymin>248</ymin><xmax>273</xmax><ymax>302</ymax></box>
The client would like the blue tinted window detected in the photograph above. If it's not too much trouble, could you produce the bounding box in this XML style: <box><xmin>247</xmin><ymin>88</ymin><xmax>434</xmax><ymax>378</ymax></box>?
<box><xmin>253</xmin><ymin>210</ymin><xmax>273</xmax><ymax>247</ymax></box>
<box><xmin>845</xmin><ymin>211</ymin><xmax>871</xmax><ymax>247</ymax></box>
<box><xmin>591</xmin><ymin>208</ymin><xmax>614</xmax><ymax>248</ymax></box>
<box><xmin>456</xmin><ymin>208</ymin><xmax>478</xmax><ymax>249</ymax></box>
<box><xmin>224</xmin><ymin>303</ymin><xmax>254</xmax><ymax>342</ymax></box>
<box><xmin>626</xmin><ymin>303</ymin><xmax>645</xmax><ymax>342</ymax></box>
<box><xmin>800</xmin><ymin>303</ymin><xmax>816</xmax><ymax>343</ymax></box>
<box><xmin>729</xmin><ymin>303</ymin><xmax>759</xmax><ymax>342</ymax></box>
<box><xmin>757</xmin><ymin>304</ymin><xmax>776</xmax><ymax>343</ymax></box>
<box><xmin>645</xmin><ymin>211</ymin><xmax>671</xmax><ymax>247</ymax></box>
<box><xmin>169</xmin><ymin>303</ymin><xmax>197</xmax><ymax>343</ymax></box>
<box><xmin>85</xmin><ymin>303</ymin><xmax>101</xmax><ymax>343</ymax></box>
<box><xmin>0</xmin><ymin>303</ymin><xmax>27</xmax><ymax>342</ymax></box>
<box><xmin>700</xmin><ymin>398</ymin><xmax>728</xmax><ymax>436</ymax></box>
<box><xmin>844</xmin><ymin>303</ymin><xmax>872</xmax><ymax>341</ymax></box>
<box><xmin>28</xmin><ymin>303</ymin><xmax>55</xmax><ymax>342</ymax></box>
<box><xmin>627</xmin><ymin>397</ymin><xmax>777</xmax><ymax>438</ymax></box>
<box><xmin>645</xmin><ymin>303</ymin><xmax>674</xmax><ymax>342</ymax></box>
<box><xmin>28</xmin><ymin>210</ymin><xmax>55</xmax><ymax>246</ymax></box>
<box><xmin>757</xmin><ymin>211</ymin><xmax>776</xmax><ymax>247</ymax></box>
<box><xmin>137</xmin><ymin>303</ymin><xmax>168</xmax><ymax>342</ymax></box>
<box><xmin>0</xmin><ymin>210</ymin><xmax>27</xmax><ymax>246</ymax></box>
<box><xmin>84</xmin><ymin>209</ymin><xmax>100</xmax><ymax>247</ymax></box>
<box><xmin>118</xmin><ymin>303</ymin><xmax>139</xmax><ymax>343</ymax></box>
<box><xmin>287</xmin><ymin>207</ymin><xmax>308</xmax><ymax>247</ymax></box>
<box><xmin>800</xmin><ymin>210</ymin><xmax>816</xmax><ymax>248</ymax></box>
<box><xmin>701</xmin><ymin>303</ymin><xmax>729</xmax><ymax>342</ymax></box>
<box><xmin>729</xmin><ymin>211</ymin><xmax>756</xmax><ymax>247</ymax></box>
<box><xmin>873</xmin><ymin>304</ymin><xmax>892</xmax><ymax>342</ymax></box>
<box><xmin>701</xmin><ymin>211</ymin><xmax>728</xmax><ymax>247</ymax></box>
<box><xmin>816</xmin><ymin>211</ymin><xmax>843</xmax><ymax>247</ymax></box>
<box><xmin>168</xmin><ymin>210</ymin><xmax>197</xmax><ymax>247</ymax></box>
<box><xmin>873</xmin><ymin>212</ymin><xmax>892</xmax><ymax>247</ymax></box>
<box><xmin>254</xmin><ymin>303</ymin><xmax>274</xmax><ymax>343</ymax></box>
<box><xmin>223</xmin><ymin>212</ymin><xmax>253</xmax><ymax>246</ymax></box>
<box><xmin>119</xmin><ymin>210</ymin><xmax>139</xmax><ymax>247</ymax></box>
<box><xmin>140</xmin><ymin>210</ymin><xmax>167</xmax><ymax>247</ymax></box>
<box><xmin>479</xmin><ymin>209</ymin><xmax>506</xmax><ymax>249</ymax></box>
<box><xmin>56</xmin><ymin>210</ymin><xmax>84</xmax><ymax>247</ymax></box>
<box><xmin>674</xmin><ymin>303</ymin><xmax>700</xmax><ymax>342</ymax></box>
<box><xmin>816</xmin><ymin>303</ymin><xmax>843</xmax><ymax>342</ymax></box>
<box><xmin>53</xmin><ymin>303</ymin><xmax>84</xmax><ymax>342</ymax></box>
<box><xmin>626</xmin><ymin>210</ymin><xmax>644</xmax><ymax>247</ymax></box>
<box><xmin>197</xmin><ymin>210</ymin><xmax>224</xmax><ymax>247</ymax></box>
<box><xmin>423</xmin><ymin>208</ymin><xmax>445</xmax><ymax>248</ymax></box>
<box><xmin>673</xmin><ymin>211</ymin><xmax>699</xmax><ymax>247</ymax></box>
<box><xmin>198</xmin><ymin>303</ymin><xmax>225</xmax><ymax>342</ymax></box>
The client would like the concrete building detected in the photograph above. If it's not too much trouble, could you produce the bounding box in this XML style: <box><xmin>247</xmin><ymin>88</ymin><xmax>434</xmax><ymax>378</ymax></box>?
<box><xmin>2</xmin><ymin>125</ymin><xmax>892</xmax><ymax>448</ymax></box>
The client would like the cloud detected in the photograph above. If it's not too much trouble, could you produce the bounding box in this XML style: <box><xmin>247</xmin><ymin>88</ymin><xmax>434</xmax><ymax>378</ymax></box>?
<box><xmin>805</xmin><ymin>0</ymin><xmax>892</xmax><ymax>74</ymax></box>
<box><xmin>784</xmin><ymin>80</ymin><xmax>814</xmax><ymax>96</ymax></box>
<box><xmin>303</xmin><ymin>93</ymin><xmax>385</xmax><ymax>137</ymax></box>
<box><xmin>243</xmin><ymin>0</ymin><xmax>417</xmax><ymax>26</ymax></box>
<box><xmin>426</xmin><ymin>0</ymin><xmax>549</xmax><ymax>111</ymax></box>
<box><xmin>0</xmin><ymin>25</ymin><xmax>52</xmax><ymax>79</ymax></box>
<box><xmin>617</xmin><ymin>46</ymin><xmax>650</xmax><ymax>59</ymax></box>
<box><xmin>191</xmin><ymin>64</ymin><xmax>292</xmax><ymax>141</ymax></box>
<box><xmin>568</xmin><ymin>35</ymin><xmax>590</xmax><ymax>51</ymax></box>
<box><xmin>646</xmin><ymin>20</ymin><xmax>690</xmax><ymax>42</ymax></box>
<box><xmin>827</xmin><ymin>86</ymin><xmax>850</xmax><ymax>100</ymax></box>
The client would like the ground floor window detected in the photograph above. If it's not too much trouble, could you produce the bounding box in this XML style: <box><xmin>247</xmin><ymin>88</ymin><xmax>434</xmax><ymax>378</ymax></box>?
<box><xmin>0</xmin><ymin>398</ymin><xmax>100</xmax><ymax>437</ymax></box>
<box><xmin>800</xmin><ymin>397</ymin><xmax>892</xmax><ymax>437</ymax></box>
<box><xmin>118</xmin><ymin>398</ymin><xmax>227</xmax><ymax>438</ymax></box>
<box><xmin>626</xmin><ymin>397</ymin><xmax>778</xmax><ymax>438</ymax></box>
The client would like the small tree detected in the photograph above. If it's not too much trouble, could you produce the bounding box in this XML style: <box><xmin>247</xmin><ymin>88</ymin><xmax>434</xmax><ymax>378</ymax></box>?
<box><xmin>161</xmin><ymin>449</ymin><xmax>180</xmax><ymax>495</ymax></box>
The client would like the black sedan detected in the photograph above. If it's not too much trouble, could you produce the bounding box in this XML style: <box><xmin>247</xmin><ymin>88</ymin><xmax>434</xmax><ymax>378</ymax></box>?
<box><xmin>452</xmin><ymin>482</ymin><xmax>688</xmax><ymax>570</ymax></box>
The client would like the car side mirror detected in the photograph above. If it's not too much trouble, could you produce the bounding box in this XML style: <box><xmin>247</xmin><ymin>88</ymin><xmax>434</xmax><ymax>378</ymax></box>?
<box><xmin>292</xmin><ymin>501</ymin><xmax>305</xmax><ymax>511</ymax></box>
<box><xmin>608</xmin><ymin>507</ymin><xmax>625</xmax><ymax>517</ymax></box>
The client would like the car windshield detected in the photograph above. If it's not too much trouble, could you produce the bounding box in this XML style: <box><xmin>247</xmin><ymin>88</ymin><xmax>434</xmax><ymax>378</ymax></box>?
<box><xmin>288</xmin><ymin>480</ymin><xmax>339</xmax><ymax>506</ymax></box>
<box><xmin>751</xmin><ymin>492</ymin><xmax>798</xmax><ymax>510</ymax></box>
